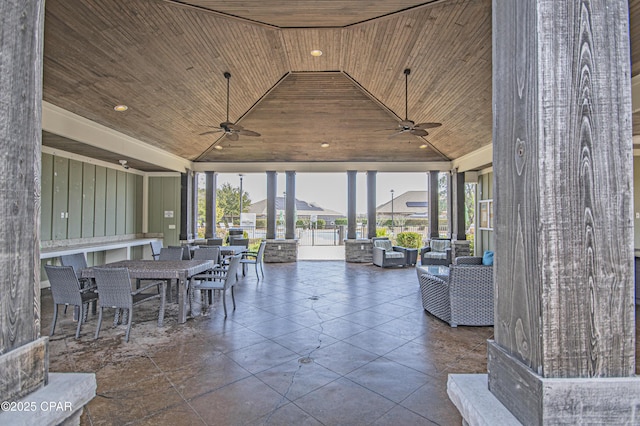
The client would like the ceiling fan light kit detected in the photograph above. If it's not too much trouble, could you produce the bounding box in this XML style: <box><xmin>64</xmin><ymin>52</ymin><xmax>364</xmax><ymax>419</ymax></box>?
<box><xmin>389</xmin><ymin>68</ymin><xmax>442</xmax><ymax>139</ymax></box>
<box><xmin>199</xmin><ymin>71</ymin><xmax>261</xmax><ymax>145</ymax></box>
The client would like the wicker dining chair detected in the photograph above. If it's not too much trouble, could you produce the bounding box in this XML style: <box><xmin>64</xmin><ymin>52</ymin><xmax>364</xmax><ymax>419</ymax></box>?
<box><xmin>60</xmin><ymin>252</ymin><xmax>96</xmax><ymax>313</ymax></box>
<box><xmin>189</xmin><ymin>254</ymin><xmax>241</xmax><ymax>317</ymax></box>
<box><xmin>239</xmin><ymin>240</ymin><xmax>266</xmax><ymax>279</ymax></box>
<box><xmin>206</xmin><ymin>238</ymin><xmax>223</xmax><ymax>246</ymax></box>
<box><xmin>93</xmin><ymin>267</ymin><xmax>166</xmax><ymax>342</ymax></box>
<box><xmin>192</xmin><ymin>246</ymin><xmax>220</xmax><ymax>263</ymax></box>
<box><xmin>44</xmin><ymin>265</ymin><xmax>99</xmax><ymax>339</ymax></box>
<box><xmin>149</xmin><ymin>240</ymin><xmax>163</xmax><ymax>260</ymax></box>
<box><xmin>168</xmin><ymin>245</ymin><xmax>191</xmax><ymax>260</ymax></box>
<box><xmin>229</xmin><ymin>237</ymin><xmax>249</xmax><ymax>248</ymax></box>
<box><xmin>155</xmin><ymin>247</ymin><xmax>185</xmax><ymax>302</ymax></box>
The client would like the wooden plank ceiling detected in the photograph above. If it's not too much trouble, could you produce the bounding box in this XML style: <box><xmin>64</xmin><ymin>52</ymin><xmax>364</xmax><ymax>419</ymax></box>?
<box><xmin>41</xmin><ymin>0</ymin><xmax>640</xmax><ymax>171</ymax></box>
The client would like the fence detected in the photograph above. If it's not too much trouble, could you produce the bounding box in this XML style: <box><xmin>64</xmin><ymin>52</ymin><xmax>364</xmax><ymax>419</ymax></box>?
<box><xmin>218</xmin><ymin>225</ymin><xmax>451</xmax><ymax>246</ymax></box>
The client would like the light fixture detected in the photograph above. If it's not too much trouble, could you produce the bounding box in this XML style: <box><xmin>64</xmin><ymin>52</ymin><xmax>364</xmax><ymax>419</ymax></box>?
<box><xmin>320</xmin><ymin>142</ymin><xmax>330</xmax><ymax>148</ymax></box>
<box><xmin>214</xmin><ymin>145</ymin><xmax>223</xmax><ymax>150</ymax></box>
<box><xmin>419</xmin><ymin>144</ymin><xmax>428</xmax><ymax>149</ymax></box>
<box><xmin>119</xmin><ymin>160</ymin><xmax>130</xmax><ymax>169</ymax></box>
<box><xmin>310</xmin><ymin>49</ymin><xmax>323</xmax><ymax>57</ymax></box>
<box><xmin>114</xmin><ymin>104</ymin><xmax>128</xmax><ymax>112</ymax></box>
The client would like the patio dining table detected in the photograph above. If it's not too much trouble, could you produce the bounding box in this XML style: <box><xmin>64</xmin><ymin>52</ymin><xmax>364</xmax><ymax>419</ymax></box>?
<box><xmin>81</xmin><ymin>259</ymin><xmax>214</xmax><ymax>323</ymax></box>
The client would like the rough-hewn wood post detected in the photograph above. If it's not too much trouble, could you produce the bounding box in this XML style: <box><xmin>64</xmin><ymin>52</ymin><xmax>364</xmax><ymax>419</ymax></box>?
<box><xmin>179</xmin><ymin>170</ymin><xmax>193</xmax><ymax>241</ymax></box>
<box><xmin>347</xmin><ymin>170</ymin><xmax>357</xmax><ymax>240</ymax></box>
<box><xmin>428</xmin><ymin>171</ymin><xmax>439</xmax><ymax>239</ymax></box>
<box><xmin>451</xmin><ymin>171</ymin><xmax>466</xmax><ymax>241</ymax></box>
<box><xmin>366</xmin><ymin>171</ymin><xmax>377</xmax><ymax>239</ymax></box>
<box><xmin>0</xmin><ymin>0</ymin><xmax>48</xmax><ymax>402</ymax></box>
<box><xmin>285</xmin><ymin>171</ymin><xmax>295</xmax><ymax>240</ymax></box>
<box><xmin>488</xmin><ymin>0</ymin><xmax>639</xmax><ymax>423</ymax></box>
<box><xmin>266</xmin><ymin>171</ymin><xmax>277</xmax><ymax>239</ymax></box>
<box><xmin>204</xmin><ymin>171</ymin><xmax>216</xmax><ymax>239</ymax></box>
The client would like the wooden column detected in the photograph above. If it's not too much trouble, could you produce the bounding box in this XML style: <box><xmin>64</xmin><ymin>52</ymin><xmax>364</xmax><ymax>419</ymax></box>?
<box><xmin>266</xmin><ymin>171</ymin><xmax>277</xmax><ymax>240</ymax></box>
<box><xmin>0</xmin><ymin>0</ymin><xmax>48</xmax><ymax>401</ymax></box>
<box><xmin>428</xmin><ymin>171</ymin><xmax>439</xmax><ymax>239</ymax></box>
<box><xmin>347</xmin><ymin>170</ymin><xmax>357</xmax><ymax>240</ymax></box>
<box><xmin>179</xmin><ymin>170</ymin><xmax>193</xmax><ymax>241</ymax></box>
<box><xmin>451</xmin><ymin>171</ymin><xmax>466</xmax><ymax>241</ymax></box>
<box><xmin>191</xmin><ymin>172</ymin><xmax>198</xmax><ymax>239</ymax></box>
<box><xmin>366</xmin><ymin>171</ymin><xmax>377</xmax><ymax>239</ymax></box>
<box><xmin>204</xmin><ymin>171</ymin><xmax>216</xmax><ymax>239</ymax></box>
<box><xmin>487</xmin><ymin>0</ymin><xmax>639</xmax><ymax>424</ymax></box>
<box><xmin>285</xmin><ymin>171</ymin><xmax>295</xmax><ymax>240</ymax></box>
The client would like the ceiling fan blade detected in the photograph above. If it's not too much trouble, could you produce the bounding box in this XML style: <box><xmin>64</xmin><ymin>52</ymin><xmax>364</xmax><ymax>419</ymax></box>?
<box><xmin>410</xmin><ymin>128</ymin><xmax>429</xmax><ymax>137</ymax></box>
<box><xmin>228</xmin><ymin>123</ymin><xmax>244</xmax><ymax>131</ymax></box>
<box><xmin>199</xmin><ymin>129</ymin><xmax>223</xmax><ymax>136</ymax></box>
<box><xmin>414</xmin><ymin>122</ymin><xmax>442</xmax><ymax>130</ymax></box>
<box><xmin>238</xmin><ymin>129</ymin><xmax>261</xmax><ymax>137</ymax></box>
<box><xmin>388</xmin><ymin>130</ymin><xmax>407</xmax><ymax>139</ymax></box>
<box><xmin>226</xmin><ymin>132</ymin><xmax>239</xmax><ymax>141</ymax></box>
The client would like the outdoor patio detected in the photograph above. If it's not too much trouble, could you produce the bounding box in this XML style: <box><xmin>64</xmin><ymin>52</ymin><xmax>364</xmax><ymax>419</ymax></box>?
<box><xmin>44</xmin><ymin>260</ymin><xmax>496</xmax><ymax>425</ymax></box>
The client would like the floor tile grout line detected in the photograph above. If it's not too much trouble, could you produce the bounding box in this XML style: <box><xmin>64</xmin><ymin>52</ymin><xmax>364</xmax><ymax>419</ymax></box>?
<box><xmin>260</xmin><ymin>289</ymin><xmax>328</xmax><ymax>425</ymax></box>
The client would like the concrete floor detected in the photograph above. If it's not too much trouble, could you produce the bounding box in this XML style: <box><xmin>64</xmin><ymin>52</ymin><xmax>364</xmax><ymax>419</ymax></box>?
<box><xmin>43</xmin><ymin>261</ymin><xmax>514</xmax><ymax>424</ymax></box>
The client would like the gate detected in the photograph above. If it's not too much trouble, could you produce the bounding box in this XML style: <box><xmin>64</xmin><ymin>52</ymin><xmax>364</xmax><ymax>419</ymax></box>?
<box><xmin>296</xmin><ymin>226</ymin><xmax>343</xmax><ymax>246</ymax></box>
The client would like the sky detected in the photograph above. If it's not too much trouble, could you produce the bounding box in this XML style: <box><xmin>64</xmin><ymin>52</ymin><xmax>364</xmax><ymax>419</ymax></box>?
<box><xmin>212</xmin><ymin>172</ymin><xmax>430</xmax><ymax>215</ymax></box>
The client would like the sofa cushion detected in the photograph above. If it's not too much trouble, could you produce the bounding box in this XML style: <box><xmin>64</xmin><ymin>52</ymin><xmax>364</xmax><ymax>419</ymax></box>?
<box><xmin>385</xmin><ymin>251</ymin><xmax>405</xmax><ymax>259</ymax></box>
<box><xmin>482</xmin><ymin>250</ymin><xmax>494</xmax><ymax>265</ymax></box>
<box><xmin>430</xmin><ymin>240</ymin><xmax>451</xmax><ymax>252</ymax></box>
<box><xmin>374</xmin><ymin>239</ymin><xmax>393</xmax><ymax>251</ymax></box>
<box><xmin>424</xmin><ymin>251</ymin><xmax>448</xmax><ymax>260</ymax></box>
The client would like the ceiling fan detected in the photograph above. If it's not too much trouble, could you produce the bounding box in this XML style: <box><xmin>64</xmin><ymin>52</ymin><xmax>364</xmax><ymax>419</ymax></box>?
<box><xmin>389</xmin><ymin>68</ymin><xmax>442</xmax><ymax>138</ymax></box>
<box><xmin>200</xmin><ymin>72</ymin><xmax>261</xmax><ymax>142</ymax></box>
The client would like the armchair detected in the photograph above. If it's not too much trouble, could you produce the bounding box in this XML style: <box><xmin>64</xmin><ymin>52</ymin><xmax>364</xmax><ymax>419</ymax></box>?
<box><xmin>417</xmin><ymin>256</ymin><xmax>493</xmax><ymax>327</ymax></box>
<box><xmin>420</xmin><ymin>239</ymin><xmax>453</xmax><ymax>266</ymax></box>
<box><xmin>372</xmin><ymin>238</ymin><xmax>409</xmax><ymax>267</ymax></box>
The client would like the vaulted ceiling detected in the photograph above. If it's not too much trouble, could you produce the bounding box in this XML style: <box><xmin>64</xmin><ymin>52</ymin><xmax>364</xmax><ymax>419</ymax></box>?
<box><xmin>41</xmin><ymin>0</ymin><xmax>640</xmax><ymax>172</ymax></box>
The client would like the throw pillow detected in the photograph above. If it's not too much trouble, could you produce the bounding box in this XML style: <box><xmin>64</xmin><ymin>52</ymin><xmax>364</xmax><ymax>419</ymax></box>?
<box><xmin>482</xmin><ymin>250</ymin><xmax>494</xmax><ymax>266</ymax></box>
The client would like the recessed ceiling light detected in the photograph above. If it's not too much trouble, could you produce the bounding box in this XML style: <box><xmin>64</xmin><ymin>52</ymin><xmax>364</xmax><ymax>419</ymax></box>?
<box><xmin>310</xmin><ymin>50</ymin><xmax>323</xmax><ymax>57</ymax></box>
<box><xmin>114</xmin><ymin>104</ymin><xmax>128</xmax><ymax>112</ymax></box>
<box><xmin>419</xmin><ymin>144</ymin><xmax>428</xmax><ymax>149</ymax></box>
<box><xmin>320</xmin><ymin>142</ymin><xmax>330</xmax><ymax>148</ymax></box>
<box><xmin>214</xmin><ymin>145</ymin><xmax>223</xmax><ymax>150</ymax></box>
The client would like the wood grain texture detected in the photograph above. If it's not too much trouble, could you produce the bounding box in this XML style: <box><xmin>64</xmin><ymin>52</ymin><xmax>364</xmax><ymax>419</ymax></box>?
<box><xmin>41</xmin><ymin>0</ymin><xmax>493</xmax><ymax>167</ymax></box>
<box><xmin>0</xmin><ymin>0</ymin><xmax>45</xmax><ymax>402</ymax></box>
<box><xmin>493</xmin><ymin>0</ymin><xmax>634</xmax><ymax>382</ymax></box>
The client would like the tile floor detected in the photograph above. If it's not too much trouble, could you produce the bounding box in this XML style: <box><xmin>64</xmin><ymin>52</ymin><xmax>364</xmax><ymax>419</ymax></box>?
<box><xmin>44</xmin><ymin>261</ymin><xmax>516</xmax><ymax>424</ymax></box>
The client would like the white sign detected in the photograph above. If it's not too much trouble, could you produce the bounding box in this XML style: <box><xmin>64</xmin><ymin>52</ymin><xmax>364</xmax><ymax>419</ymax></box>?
<box><xmin>164</xmin><ymin>210</ymin><xmax>174</xmax><ymax>218</ymax></box>
<box><xmin>240</xmin><ymin>213</ymin><xmax>256</xmax><ymax>227</ymax></box>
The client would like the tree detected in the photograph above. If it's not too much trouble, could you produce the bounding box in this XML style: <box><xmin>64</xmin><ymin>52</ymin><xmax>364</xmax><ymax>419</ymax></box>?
<box><xmin>216</xmin><ymin>182</ymin><xmax>251</xmax><ymax>226</ymax></box>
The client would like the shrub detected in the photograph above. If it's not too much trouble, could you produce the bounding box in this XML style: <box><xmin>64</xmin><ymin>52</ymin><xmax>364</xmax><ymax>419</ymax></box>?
<box><xmin>376</xmin><ymin>228</ymin><xmax>387</xmax><ymax>237</ymax></box>
<box><xmin>396</xmin><ymin>232</ymin><xmax>422</xmax><ymax>248</ymax></box>
<box><xmin>334</xmin><ymin>218</ymin><xmax>348</xmax><ymax>225</ymax></box>
<box><xmin>316</xmin><ymin>218</ymin><xmax>326</xmax><ymax>229</ymax></box>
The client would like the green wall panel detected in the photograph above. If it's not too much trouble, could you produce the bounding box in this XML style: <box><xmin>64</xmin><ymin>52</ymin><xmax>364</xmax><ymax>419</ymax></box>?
<box><xmin>476</xmin><ymin>172</ymin><xmax>494</xmax><ymax>255</ymax></box>
<box><xmin>41</xmin><ymin>153</ymin><xmax>53</xmax><ymax>241</ymax></box>
<box><xmin>67</xmin><ymin>159</ymin><xmax>83</xmax><ymax>239</ymax></box>
<box><xmin>116</xmin><ymin>170</ymin><xmax>127</xmax><ymax>235</ymax></box>
<box><xmin>125</xmin><ymin>174</ymin><xmax>136</xmax><ymax>234</ymax></box>
<box><xmin>148</xmin><ymin>176</ymin><xmax>181</xmax><ymax>246</ymax></box>
<box><xmin>52</xmin><ymin>157</ymin><xmax>69</xmax><ymax>240</ymax></box>
<box><xmin>105</xmin><ymin>168</ymin><xmax>117</xmax><ymax>236</ymax></box>
<box><xmin>82</xmin><ymin>164</ymin><xmax>96</xmax><ymax>238</ymax></box>
<box><xmin>148</xmin><ymin>177</ymin><xmax>163</xmax><ymax>233</ymax></box>
<box><xmin>135</xmin><ymin>175</ymin><xmax>143</xmax><ymax>233</ymax></box>
<box><xmin>93</xmin><ymin>166</ymin><xmax>107</xmax><ymax>237</ymax></box>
